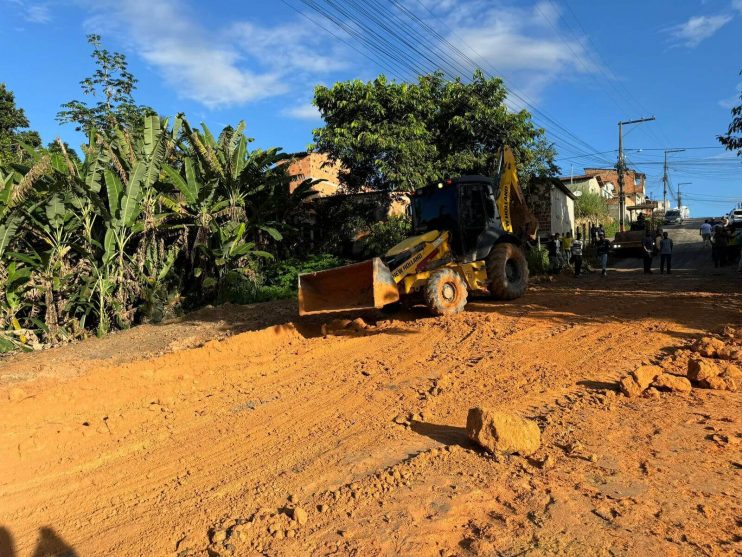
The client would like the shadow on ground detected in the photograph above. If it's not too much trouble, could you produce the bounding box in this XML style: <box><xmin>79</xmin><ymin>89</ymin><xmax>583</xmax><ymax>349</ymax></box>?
<box><xmin>0</xmin><ymin>526</ymin><xmax>77</xmax><ymax>557</ymax></box>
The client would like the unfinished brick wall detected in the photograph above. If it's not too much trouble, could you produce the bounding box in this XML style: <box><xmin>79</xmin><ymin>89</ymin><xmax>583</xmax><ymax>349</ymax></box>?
<box><xmin>286</xmin><ymin>152</ymin><xmax>343</xmax><ymax>197</ymax></box>
<box><xmin>584</xmin><ymin>167</ymin><xmax>646</xmax><ymax>201</ymax></box>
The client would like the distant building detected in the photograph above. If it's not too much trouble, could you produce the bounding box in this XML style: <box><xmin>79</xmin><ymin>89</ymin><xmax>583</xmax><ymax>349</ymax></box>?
<box><xmin>581</xmin><ymin>168</ymin><xmax>646</xmax><ymax>223</ymax></box>
<box><xmin>561</xmin><ymin>173</ymin><xmax>615</xmax><ymax>199</ymax></box>
<box><xmin>528</xmin><ymin>178</ymin><xmax>576</xmax><ymax>237</ymax></box>
<box><xmin>285</xmin><ymin>152</ymin><xmax>344</xmax><ymax>197</ymax></box>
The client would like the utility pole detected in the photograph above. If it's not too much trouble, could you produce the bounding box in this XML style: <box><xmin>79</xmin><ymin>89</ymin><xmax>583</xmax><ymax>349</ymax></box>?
<box><xmin>617</xmin><ymin>116</ymin><xmax>655</xmax><ymax>232</ymax></box>
<box><xmin>663</xmin><ymin>148</ymin><xmax>685</xmax><ymax>211</ymax></box>
<box><xmin>677</xmin><ymin>182</ymin><xmax>691</xmax><ymax>210</ymax></box>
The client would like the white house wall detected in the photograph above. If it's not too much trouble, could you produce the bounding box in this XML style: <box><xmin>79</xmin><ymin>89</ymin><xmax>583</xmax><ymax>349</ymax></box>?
<box><xmin>550</xmin><ymin>188</ymin><xmax>576</xmax><ymax>235</ymax></box>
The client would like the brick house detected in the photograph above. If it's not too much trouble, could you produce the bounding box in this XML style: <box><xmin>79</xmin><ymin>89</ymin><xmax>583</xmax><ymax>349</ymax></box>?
<box><xmin>583</xmin><ymin>168</ymin><xmax>646</xmax><ymax>222</ymax></box>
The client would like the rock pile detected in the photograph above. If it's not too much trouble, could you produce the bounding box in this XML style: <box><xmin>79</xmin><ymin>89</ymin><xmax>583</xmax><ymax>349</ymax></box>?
<box><xmin>619</xmin><ymin>365</ymin><xmax>691</xmax><ymax>397</ymax></box>
<box><xmin>619</xmin><ymin>328</ymin><xmax>741</xmax><ymax>397</ymax></box>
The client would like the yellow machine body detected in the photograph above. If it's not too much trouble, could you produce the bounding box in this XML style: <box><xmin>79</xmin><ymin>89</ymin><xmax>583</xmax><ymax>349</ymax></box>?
<box><xmin>298</xmin><ymin>230</ymin><xmax>488</xmax><ymax>316</ymax></box>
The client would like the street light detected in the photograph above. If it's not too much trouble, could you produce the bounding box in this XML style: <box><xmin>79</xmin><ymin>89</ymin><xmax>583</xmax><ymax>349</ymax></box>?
<box><xmin>617</xmin><ymin>117</ymin><xmax>655</xmax><ymax>231</ymax></box>
<box><xmin>677</xmin><ymin>182</ymin><xmax>691</xmax><ymax>209</ymax></box>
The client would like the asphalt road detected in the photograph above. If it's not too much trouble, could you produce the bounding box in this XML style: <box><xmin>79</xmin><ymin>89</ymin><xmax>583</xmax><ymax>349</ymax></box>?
<box><xmin>611</xmin><ymin>217</ymin><xmax>740</xmax><ymax>274</ymax></box>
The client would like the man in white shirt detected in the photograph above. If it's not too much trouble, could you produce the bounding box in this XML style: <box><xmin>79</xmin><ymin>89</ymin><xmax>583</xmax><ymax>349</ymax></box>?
<box><xmin>699</xmin><ymin>220</ymin><xmax>712</xmax><ymax>247</ymax></box>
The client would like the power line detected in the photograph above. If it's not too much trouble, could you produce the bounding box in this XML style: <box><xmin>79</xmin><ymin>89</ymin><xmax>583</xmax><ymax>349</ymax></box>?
<box><xmin>398</xmin><ymin>0</ymin><xmax>613</xmax><ymax>162</ymax></box>
<box><xmin>306</xmin><ymin>0</ymin><xmax>614</xmax><ymax>162</ymax></box>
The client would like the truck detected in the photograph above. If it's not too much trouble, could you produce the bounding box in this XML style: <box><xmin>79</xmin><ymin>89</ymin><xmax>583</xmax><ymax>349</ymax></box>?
<box><xmin>664</xmin><ymin>206</ymin><xmax>689</xmax><ymax>225</ymax></box>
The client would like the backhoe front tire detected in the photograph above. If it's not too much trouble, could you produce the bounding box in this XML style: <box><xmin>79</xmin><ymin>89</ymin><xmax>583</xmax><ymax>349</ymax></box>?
<box><xmin>487</xmin><ymin>243</ymin><xmax>528</xmax><ymax>300</ymax></box>
<box><xmin>425</xmin><ymin>269</ymin><xmax>468</xmax><ymax>316</ymax></box>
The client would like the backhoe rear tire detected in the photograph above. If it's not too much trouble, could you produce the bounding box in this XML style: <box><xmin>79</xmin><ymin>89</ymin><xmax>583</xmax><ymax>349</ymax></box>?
<box><xmin>424</xmin><ymin>269</ymin><xmax>468</xmax><ymax>316</ymax></box>
<box><xmin>487</xmin><ymin>243</ymin><xmax>528</xmax><ymax>300</ymax></box>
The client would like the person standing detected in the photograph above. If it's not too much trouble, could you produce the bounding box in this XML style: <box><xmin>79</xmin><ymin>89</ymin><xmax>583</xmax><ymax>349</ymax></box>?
<box><xmin>562</xmin><ymin>231</ymin><xmax>574</xmax><ymax>262</ymax></box>
<box><xmin>659</xmin><ymin>232</ymin><xmax>673</xmax><ymax>274</ymax></box>
<box><xmin>546</xmin><ymin>234</ymin><xmax>559</xmax><ymax>273</ymax></box>
<box><xmin>571</xmin><ymin>232</ymin><xmax>584</xmax><ymax>276</ymax></box>
<box><xmin>712</xmin><ymin>226</ymin><xmax>729</xmax><ymax>267</ymax></box>
<box><xmin>642</xmin><ymin>230</ymin><xmax>654</xmax><ymax>274</ymax></box>
<box><xmin>590</xmin><ymin>224</ymin><xmax>598</xmax><ymax>245</ymax></box>
<box><xmin>700</xmin><ymin>220</ymin><xmax>712</xmax><ymax>247</ymax></box>
<box><xmin>596</xmin><ymin>232</ymin><xmax>611</xmax><ymax>276</ymax></box>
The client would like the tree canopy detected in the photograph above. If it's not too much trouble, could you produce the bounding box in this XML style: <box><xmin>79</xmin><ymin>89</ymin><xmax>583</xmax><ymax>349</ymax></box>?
<box><xmin>0</xmin><ymin>83</ymin><xmax>41</xmax><ymax>165</ymax></box>
<box><xmin>718</xmin><ymin>70</ymin><xmax>742</xmax><ymax>156</ymax></box>
<box><xmin>57</xmin><ymin>34</ymin><xmax>154</xmax><ymax>133</ymax></box>
<box><xmin>312</xmin><ymin>71</ymin><xmax>559</xmax><ymax>191</ymax></box>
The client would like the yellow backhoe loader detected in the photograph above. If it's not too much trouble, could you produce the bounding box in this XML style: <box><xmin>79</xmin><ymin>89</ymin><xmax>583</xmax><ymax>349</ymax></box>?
<box><xmin>298</xmin><ymin>146</ymin><xmax>538</xmax><ymax>316</ymax></box>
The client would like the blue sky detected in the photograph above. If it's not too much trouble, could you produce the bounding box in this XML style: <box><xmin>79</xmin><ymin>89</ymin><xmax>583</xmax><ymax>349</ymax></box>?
<box><xmin>1</xmin><ymin>0</ymin><xmax>740</xmax><ymax>216</ymax></box>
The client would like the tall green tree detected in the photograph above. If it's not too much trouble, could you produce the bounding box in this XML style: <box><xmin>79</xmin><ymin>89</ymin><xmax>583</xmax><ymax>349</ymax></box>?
<box><xmin>57</xmin><ymin>34</ymin><xmax>154</xmax><ymax>133</ymax></box>
<box><xmin>718</xmin><ymin>70</ymin><xmax>742</xmax><ymax>156</ymax></box>
<box><xmin>312</xmin><ymin>71</ymin><xmax>558</xmax><ymax>191</ymax></box>
<box><xmin>0</xmin><ymin>83</ymin><xmax>41</xmax><ymax>165</ymax></box>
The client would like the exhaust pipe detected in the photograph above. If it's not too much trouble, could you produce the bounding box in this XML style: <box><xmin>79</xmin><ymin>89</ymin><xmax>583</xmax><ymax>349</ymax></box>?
<box><xmin>298</xmin><ymin>258</ymin><xmax>400</xmax><ymax>316</ymax></box>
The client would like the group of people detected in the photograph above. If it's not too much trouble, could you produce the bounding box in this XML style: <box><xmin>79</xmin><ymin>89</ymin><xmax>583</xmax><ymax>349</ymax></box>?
<box><xmin>546</xmin><ymin>228</ymin><xmax>611</xmax><ymax>277</ymax></box>
<box><xmin>641</xmin><ymin>229</ymin><xmax>674</xmax><ymax>274</ymax></box>
<box><xmin>543</xmin><ymin>216</ymin><xmax>741</xmax><ymax>279</ymax></box>
<box><xmin>699</xmin><ymin>218</ymin><xmax>740</xmax><ymax>270</ymax></box>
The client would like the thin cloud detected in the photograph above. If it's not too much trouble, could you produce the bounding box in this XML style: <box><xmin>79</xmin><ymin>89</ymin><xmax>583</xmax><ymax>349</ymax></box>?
<box><xmin>667</xmin><ymin>14</ymin><xmax>732</xmax><ymax>47</ymax></box>
<box><xmin>281</xmin><ymin>103</ymin><xmax>322</xmax><ymax>121</ymax></box>
<box><xmin>436</xmin><ymin>1</ymin><xmax>597</xmax><ymax>103</ymax></box>
<box><xmin>229</xmin><ymin>22</ymin><xmax>349</xmax><ymax>76</ymax></box>
<box><xmin>80</xmin><ymin>0</ymin><xmax>347</xmax><ymax>109</ymax></box>
<box><xmin>719</xmin><ymin>82</ymin><xmax>741</xmax><ymax>110</ymax></box>
<box><xmin>5</xmin><ymin>0</ymin><xmax>53</xmax><ymax>23</ymax></box>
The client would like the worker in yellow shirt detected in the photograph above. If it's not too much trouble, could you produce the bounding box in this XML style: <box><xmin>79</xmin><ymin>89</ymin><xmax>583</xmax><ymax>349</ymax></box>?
<box><xmin>562</xmin><ymin>231</ymin><xmax>574</xmax><ymax>262</ymax></box>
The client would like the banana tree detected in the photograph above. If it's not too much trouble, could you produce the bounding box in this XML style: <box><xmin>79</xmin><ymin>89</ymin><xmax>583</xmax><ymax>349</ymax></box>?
<box><xmin>99</xmin><ymin>162</ymin><xmax>146</xmax><ymax>327</ymax></box>
<box><xmin>0</xmin><ymin>170</ymin><xmax>22</xmax><ymax>260</ymax></box>
<box><xmin>18</xmin><ymin>192</ymin><xmax>89</xmax><ymax>341</ymax></box>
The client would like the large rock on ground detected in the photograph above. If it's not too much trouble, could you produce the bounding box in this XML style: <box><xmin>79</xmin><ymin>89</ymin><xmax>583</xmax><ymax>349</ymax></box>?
<box><xmin>691</xmin><ymin>337</ymin><xmax>727</xmax><ymax>358</ymax></box>
<box><xmin>717</xmin><ymin>346</ymin><xmax>742</xmax><ymax>361</ymax></box>
<box><xmin>466</xmin><ymin>408</ymin><xmax>541</xmax><ymax>456</ymax></box>
<box><xmin>631</xmin><ymin>365</ymin><xmax>663</xmax><ymax>390</ymax></box>
<box><xmin>702</xmin><ymin>364</ymin><xmax>741</xmax><ymax>392</ymax></box>
<box><xmin>652</xmin><ymin>373</ymin><xmax>692</xmax><ymax>393</ymax></box>
<box><xmin>619</xmin><ymin>376</ymin><xmax>644</xmax><ymax>398</ymax></box>
<box><xmin>687</xmin><ymin>359</ymin><xmax>722</xmax><ymax>383</ymax></box>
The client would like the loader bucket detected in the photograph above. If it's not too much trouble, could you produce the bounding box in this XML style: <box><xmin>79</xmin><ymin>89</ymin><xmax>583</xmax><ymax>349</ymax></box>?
<box><xmin>298</xmin><ymin>258</ymin><xmax>400</xmax><ymax>316</ymax></box>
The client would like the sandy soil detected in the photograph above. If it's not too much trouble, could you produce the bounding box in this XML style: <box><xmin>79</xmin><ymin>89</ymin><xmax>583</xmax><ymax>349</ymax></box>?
<box><xmin>1</xmin><ymin>233</ymin><xmax>741</xmax><ymax>557</ymax></box>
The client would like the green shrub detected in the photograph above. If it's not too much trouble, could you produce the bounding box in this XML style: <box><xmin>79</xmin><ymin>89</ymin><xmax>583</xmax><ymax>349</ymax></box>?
<box><xmin>602</xmin><ymin>220</ymin><xmax>619</xmax><ymax>239</ymax></box>
<box><xmin>265</xmin><ymin>254</ymin><xmax>345</xmax><ymax>292</ymax></box>
<box><xmin>526</xmin><ymin>246</ymin><xmax>550</xmax><ymax>275</ymax></box>
<box><xmin>216</xmin><ymin>270</ymin><xmax>263</xmax><ymax>305</ymax></box>
<box><xmin>361</xmin><ymin>215</ymin><xmax>412</xmax><ymax>258</ymax></box>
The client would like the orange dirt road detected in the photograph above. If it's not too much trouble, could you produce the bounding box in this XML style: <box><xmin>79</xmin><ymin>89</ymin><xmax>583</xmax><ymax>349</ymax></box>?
<box><xmin>1</xmin><ymin>264</ymin><xmax>741</xmax><ymax>556</ymax></box>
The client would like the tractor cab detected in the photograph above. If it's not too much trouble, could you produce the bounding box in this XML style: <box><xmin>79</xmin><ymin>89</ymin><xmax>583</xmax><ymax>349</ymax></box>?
<box><xmin>412</xmin><ymin>176</ymin><xmax>500</xmax><ymax>261</ymax></box>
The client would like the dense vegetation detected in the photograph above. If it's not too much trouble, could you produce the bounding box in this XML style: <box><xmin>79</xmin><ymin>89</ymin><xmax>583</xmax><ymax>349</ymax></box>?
<box><xmin>573</xmin><ymin>190</ymin><xmax>618</xmax><ymax>237</ymax></box>
<box><xmin>0</xmin><ymin>114</ymin><xmax>327</xmax><ymax>352</ymax></box>
<box><xmin>0</xmin><ymin>36</ymin><xmax>331</xmax><ymax>352</ymax></box>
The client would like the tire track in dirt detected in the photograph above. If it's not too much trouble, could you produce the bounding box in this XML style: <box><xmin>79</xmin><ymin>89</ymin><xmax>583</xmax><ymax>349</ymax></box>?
<box><xmin>1</xmin><ymin>268</ymin><xmax>740</xmax><ymax>556</ymax></box>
